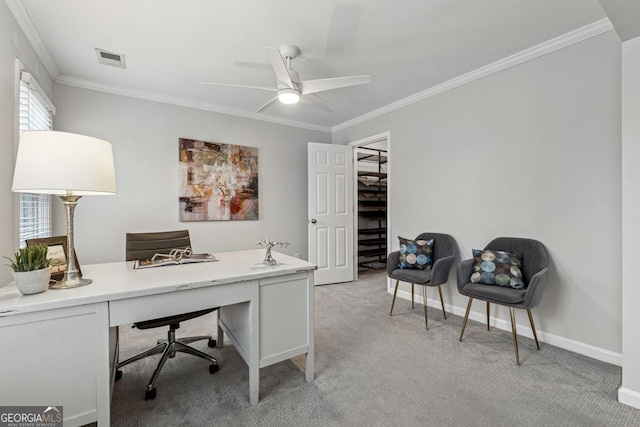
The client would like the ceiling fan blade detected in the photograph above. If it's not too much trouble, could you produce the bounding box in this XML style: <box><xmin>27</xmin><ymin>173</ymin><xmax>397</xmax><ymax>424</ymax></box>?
<box><xmin>256</xmin><ymin>96</ymin><xmax>280</xmax><ymax>113</ymax></box>
<box><xmin>233</xmin><ymin>60</ymin><xmax>272</xmax><ymax>71</ymax></box>
<box><xmin>265</xmin><ymin>47</ymin><xmax>294</xmax><ymax>88</ymax></box>
<box><xmin>300</xmin><ymin>94</ymin><xmax>338</xmax><ymax>113</ymax></box>
<box><xmin>299</xmin><ymin>75</ymin><xmax>371</xmax><ymax>95</ymax></box>
<box><xmin>200</xmin><ymin>82</ymin><xmax>277</xmax><ymax>92</ymax></box>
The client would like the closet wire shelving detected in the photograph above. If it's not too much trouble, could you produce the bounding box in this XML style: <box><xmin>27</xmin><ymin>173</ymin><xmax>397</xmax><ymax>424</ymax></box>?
<box><xmin>357</xmin><ymin>147</ymin><xmax>387</xmax><ymax>269</ymax></box>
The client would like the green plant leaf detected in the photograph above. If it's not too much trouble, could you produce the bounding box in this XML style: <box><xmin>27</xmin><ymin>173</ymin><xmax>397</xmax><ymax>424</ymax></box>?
<box><xmin>4</xmin><ymin>244</ymin><xmax>51</xmax><ymax>272</ymax></box>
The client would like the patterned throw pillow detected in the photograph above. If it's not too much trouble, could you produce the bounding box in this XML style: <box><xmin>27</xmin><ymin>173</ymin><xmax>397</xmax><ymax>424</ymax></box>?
<box><xmin>470</xmin><ymin>249</ymin><xmax>525</xmax><ymax>289</ymax></box>
<box><xmin>398</xmin><ymin>237</ymin><xmax>434</xmax><ymax>270</ymax></box>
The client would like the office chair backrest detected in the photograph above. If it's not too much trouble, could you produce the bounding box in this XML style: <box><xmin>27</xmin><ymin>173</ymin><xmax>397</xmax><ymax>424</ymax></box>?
<box><xmin>126</xmin><ymin>230</ymin><xmax>191</xmax><ymax>261</ymax></box>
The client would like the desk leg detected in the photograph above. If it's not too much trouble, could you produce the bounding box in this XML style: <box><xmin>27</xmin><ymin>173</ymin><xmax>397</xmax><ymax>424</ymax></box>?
<box><xmin>249</xmin><ymin>366</ymin><xmax>259</xmax><ymax>405</ymax></box>
<box><xmin>305</xmin><ymin>275</ymin><xmax>315</xmax><ymax>383</ymax></box>
<box><xmin>305</xmin><ymin>351</ymin><xmax>314</xmax><ymax>383</ymax></box>
<box><xmin>96</xmin><ymin>303</ymin><xmax>111</xmax><ymax>426</ymax></box>
<box><xmin>249</xmin><ymin>288</ymin><xmax>260</xmax><ymax>405</ymax></box>
<box><xmin>216</xmin><ymin>310</ymin><xmax>224</xmax><ymax>348</ymax></box>
<box><xmin>217</xmin><ymin>324</ymin><xmax>224</xmax><ymax>348</ymax></box>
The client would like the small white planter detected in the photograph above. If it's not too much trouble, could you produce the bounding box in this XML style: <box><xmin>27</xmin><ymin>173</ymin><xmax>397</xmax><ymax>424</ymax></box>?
<box><xmin>12</xmin><ymin>267</ymin><xmax>52</xmax><ymax>295</ymax></box>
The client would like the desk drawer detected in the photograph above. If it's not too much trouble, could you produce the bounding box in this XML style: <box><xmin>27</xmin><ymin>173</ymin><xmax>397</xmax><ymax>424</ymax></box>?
<box><xmin>109</xmin><ymin>281</ymin><xmax>252</xmax><ymax>326</ymax></box>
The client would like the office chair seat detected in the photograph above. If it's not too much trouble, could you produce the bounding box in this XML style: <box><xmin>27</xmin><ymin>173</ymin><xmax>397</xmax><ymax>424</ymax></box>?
<box><xmin>134</xmin><ymin>308</ymin><xmax>216</xmax><ymax>330</ymax></box>
<box><xmin>116</xmin><ymin>230</ymin><xmax>220</xmax><ymax>401</ymax></box>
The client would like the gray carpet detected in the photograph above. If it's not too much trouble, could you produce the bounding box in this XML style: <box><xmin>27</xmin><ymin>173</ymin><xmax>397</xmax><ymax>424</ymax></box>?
<box><xmin>111</xmin><ymin>269</ymin><xmax>640</xmax><ymax>426</ymax></box>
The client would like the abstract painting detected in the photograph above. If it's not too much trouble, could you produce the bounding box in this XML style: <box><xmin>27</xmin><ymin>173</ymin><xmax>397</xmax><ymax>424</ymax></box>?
<box><xmin>179</xmin><ymin>138</ymin><xmax>258</xmax><ymax>221</ymax></box>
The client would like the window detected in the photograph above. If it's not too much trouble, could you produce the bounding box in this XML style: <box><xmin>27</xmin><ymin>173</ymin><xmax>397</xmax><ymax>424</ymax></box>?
<box><xmin>17</xmin><ymin>71</ymin><xmax>55</xmax><ymax>247</ymax></box>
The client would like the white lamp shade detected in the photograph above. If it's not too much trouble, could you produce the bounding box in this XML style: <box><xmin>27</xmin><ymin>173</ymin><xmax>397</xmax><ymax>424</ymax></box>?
<box><xmin>12</xmin><ymin>131</ymin><xmax>117</xmax><ymax>195</ymax></box>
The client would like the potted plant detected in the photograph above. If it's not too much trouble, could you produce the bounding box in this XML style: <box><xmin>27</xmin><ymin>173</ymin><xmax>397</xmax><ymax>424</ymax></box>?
<box><xmin>5</xmin><ymin>244</ymin><xmax>52</xmax><ymax>295</ymax></box>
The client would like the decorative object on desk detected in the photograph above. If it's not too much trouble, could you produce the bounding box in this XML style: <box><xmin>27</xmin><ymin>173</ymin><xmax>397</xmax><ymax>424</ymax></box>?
<box><xmin>26</xmin><ymin>235</ymin><xmax>83</xmax><ymax>284</ymax></box>
<box><xmin>257</xmin><ymin>239</ymin><xmax>290</xmax><ymax>266</ymax></box>
<box><xmin>153</xmin><ymin>246</ymin><xmax>193</xmax><ymax>262</ymax></box>
<box><xmin>12</xmin><ymin>131</ymin><xmax>117</xmax><ymax>289</ymax></box>
<box><xmin>133</xmin><ymin>247</ymin><xmax>217</xmax><ymax>269</ymax></box>
<box><xmin>179</xmin><ymin>138</ymin><xmax>258</xmax><ymax>221</ymax></box>
<box><xmin>4</xmin><ymin>244</ymin><xmax>52</xmax><ymax>295</ymax></box>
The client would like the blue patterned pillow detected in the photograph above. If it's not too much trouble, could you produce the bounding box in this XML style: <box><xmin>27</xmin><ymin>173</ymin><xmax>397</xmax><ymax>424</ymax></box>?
<box><xmin>398</xmin><ymin>237</ymin><xmax>434</xmax><ymax>270</ymax></box>
<box><xmin>470</xmin><ymin>249</ymin><xmax>525</xmax><ymax>289</ymax></box>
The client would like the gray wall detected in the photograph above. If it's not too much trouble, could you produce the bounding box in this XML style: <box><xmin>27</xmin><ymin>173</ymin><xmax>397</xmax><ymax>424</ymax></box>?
<box><xmin>0</xmin><ymin>2</ymin><xmax>54</xmax><ymax>285</ymax></box>
<box><xmin>52</xmin><ymin>85</ymin><xmax>330</xmax><ymax>265</ymax></box>
<box><xmin>333</xmin><ymin>31</ymin><xmax>622</xmax><ymax>358</ymax></box>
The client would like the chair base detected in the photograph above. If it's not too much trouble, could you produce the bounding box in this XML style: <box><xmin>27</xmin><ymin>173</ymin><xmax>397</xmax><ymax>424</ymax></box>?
<box><xmin>389</xmin><ymin>279</ymin><xmax>447</xmax><ymax>330</ymax></box>
<box><xmin>458</xmin><ymin>297</ymin><xmax>540</xmax><ymax>366</ymax></box>
<box><xmin>116</xmin><ymin>325</ymin><xmax>218</xmax><ymax>400</ymax></box>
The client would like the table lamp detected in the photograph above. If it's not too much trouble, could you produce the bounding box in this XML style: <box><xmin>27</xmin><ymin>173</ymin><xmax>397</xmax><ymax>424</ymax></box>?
<box><xmin>12</xmin><ymin>130</ymin><xmax>117</xmax><ymax>289</ymax></box>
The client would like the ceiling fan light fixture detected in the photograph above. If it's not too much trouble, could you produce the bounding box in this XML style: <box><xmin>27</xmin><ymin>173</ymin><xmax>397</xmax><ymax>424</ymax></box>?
<box><xmin>278</xmin><ymin>88</ymin><xmax>300</xmax><ymax>104</ymax></box>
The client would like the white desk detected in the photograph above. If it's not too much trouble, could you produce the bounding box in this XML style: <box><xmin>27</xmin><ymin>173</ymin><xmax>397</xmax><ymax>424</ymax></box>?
<box><xmin>0</xmin><ymin>249</ymin><xmax>315</xmax><ymax>426</ymax></box>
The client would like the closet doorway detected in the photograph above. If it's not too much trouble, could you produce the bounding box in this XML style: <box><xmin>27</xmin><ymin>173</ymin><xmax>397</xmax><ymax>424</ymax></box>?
<box><xmin>349</xmin><ymin>132</ymin><xmax>390</xmax><ymax>280</ymax></box>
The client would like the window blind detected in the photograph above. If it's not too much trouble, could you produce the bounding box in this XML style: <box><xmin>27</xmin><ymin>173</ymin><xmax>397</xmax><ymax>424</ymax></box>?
<box><xmin>17</xmin><ymin>72</ymin><xmax>54</xmax><ymax>247</ymax></box>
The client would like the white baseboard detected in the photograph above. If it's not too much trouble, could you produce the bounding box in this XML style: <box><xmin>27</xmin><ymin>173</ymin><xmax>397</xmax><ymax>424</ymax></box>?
<box><xmin>389</xmin><ymin>286</ymin><xmax>622</xmax><ymax>366</ymax></box>
<box><xmin>618</xmin><ymin>387</ymin><xmax>640</xmax><ymax>409</ymax></box>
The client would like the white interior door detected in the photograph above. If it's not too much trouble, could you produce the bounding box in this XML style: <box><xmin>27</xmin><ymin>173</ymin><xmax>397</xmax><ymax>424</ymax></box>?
<box><xmin>308</xmin><ymin>142</ymin><xmax>354</xmax><ymax>285</ymax></box>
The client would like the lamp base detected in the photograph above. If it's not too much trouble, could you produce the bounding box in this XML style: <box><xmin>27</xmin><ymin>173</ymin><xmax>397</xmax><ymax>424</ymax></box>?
<box><xmin>50</xmin><ymin>276</ymin><xmax>93</xmax><ymax>289</ymax></box>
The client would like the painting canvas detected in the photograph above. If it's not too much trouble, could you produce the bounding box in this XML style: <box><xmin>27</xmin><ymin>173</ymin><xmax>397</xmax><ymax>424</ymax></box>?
<box><xmin>179</xmin><ymin>138</ymin><xmax>259</xmax><ymax>221</ymax></box>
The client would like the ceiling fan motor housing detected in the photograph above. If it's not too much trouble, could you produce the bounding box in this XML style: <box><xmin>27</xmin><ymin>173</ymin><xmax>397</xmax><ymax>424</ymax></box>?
<box><xmin>278</xmin><ymin>44</ymin><xmax>300</xmax><ymax>60</ymax></box>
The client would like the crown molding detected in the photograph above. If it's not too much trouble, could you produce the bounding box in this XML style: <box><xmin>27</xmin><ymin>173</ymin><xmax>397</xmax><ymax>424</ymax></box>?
<box><xmin>5</xmin><ymin>0</ymin><xmax>60</xmax><ymax>80</ymax></box>
<box><xmin>55</xmin><ymin>75</ymin><xmax>332</xmax><ymax>133</ymax></box>
<box><xmin>332</xmin><ymin>18</ymin><xmax>614</xmax><ymax>133</ymax></box>
<box><xmin>8</xmin><ymin>1</ymin><xmax>612</xmax><ymax>136</ymax></box>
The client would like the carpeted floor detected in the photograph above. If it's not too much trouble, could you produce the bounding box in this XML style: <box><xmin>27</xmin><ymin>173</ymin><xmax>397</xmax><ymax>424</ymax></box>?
<box><xmin>111</xmin><ymin>269</ymin><xmax>640</xmax><ymax>426</ymax></box>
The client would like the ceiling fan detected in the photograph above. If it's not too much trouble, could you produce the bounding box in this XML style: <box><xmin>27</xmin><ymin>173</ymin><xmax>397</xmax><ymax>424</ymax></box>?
<box><xmin>201</xmin><ymin>44</ymin><xmax>372</xmax><ymax>113</ymax></box>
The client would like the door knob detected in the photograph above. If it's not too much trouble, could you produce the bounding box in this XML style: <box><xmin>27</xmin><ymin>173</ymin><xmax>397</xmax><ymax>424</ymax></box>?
<box><xmin>311</xmin><ymin>219</ymin><xmax>317</xmax><ymax>224</ymax></box>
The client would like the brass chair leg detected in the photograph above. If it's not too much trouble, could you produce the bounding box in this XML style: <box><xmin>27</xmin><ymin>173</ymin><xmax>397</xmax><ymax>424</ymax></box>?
<box><xmin>459</xmin><ymin>298</ymin><xmax>473</xmax><ymax>341</ymax></box>
<box><xmin>509</xmin><ymin>307</ymin><xmax>520</xmax><ymax>366</ymax></box>
<box><xmin>438</xmin><ymin>285</ymin><xmax>447</xmax><ymax>319</ymax></box>
<box><xmin>527</xmin><ymin>309</ymin><xmax>540</xmax><ymax>350</ymax></box>
<box><xmin>423</xmin><ymin>286</ymin><xmax>428</xmax><ymax>330</ymax></box>
<box><xmin>390</xmin><ymin>279</ymin><xmax>400</xmax><ymax>316</ymax></box>
<box><xmin>411</xmin><ymin>283</ymin><xmax>415</xmax><ymax>309</ymax></box>
<box><xmin>486</xmin><ymin>302</ymin><xmax>490</xmax><ymax>330</ymax></box>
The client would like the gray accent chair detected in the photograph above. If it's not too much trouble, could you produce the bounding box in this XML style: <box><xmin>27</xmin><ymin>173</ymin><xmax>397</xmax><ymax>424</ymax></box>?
<box><xmin>115</xmin><ymin>230</ymin><xmax>219</xmax><ymax>400</ymax></box>
<box><xmin>387</xmin><ymin>232</ymin><xmax>457</xmax><ymax>330</ymax></box>
<box><xmin>457</xmin><ymin>237</ymin><xmax>550</xmax><ymax>366</ymax></box>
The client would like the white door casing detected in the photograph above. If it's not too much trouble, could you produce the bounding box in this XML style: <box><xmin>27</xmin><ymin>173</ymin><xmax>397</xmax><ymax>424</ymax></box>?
<box><xmin>308</xmin><ymin>142</ymin><xmax>354</xmax><ymax>285</ymax></box>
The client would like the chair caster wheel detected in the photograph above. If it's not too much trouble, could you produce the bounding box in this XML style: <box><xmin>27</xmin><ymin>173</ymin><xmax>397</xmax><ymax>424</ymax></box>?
<box><xmin>115</xmin><ymin>370</ymin><xmax>123</xmax><ymax>381</ymax></box>
<box><xmin>145</xmin><ymin>388</ymin><xmax>156</xmax><ymax>400</ymax></box>
<box><xmin>208</xmin><ymin>338</ymin><xmax>216</xmax><ymax>348</ymax></box>
<box><xmin>209</xmin><ymin>363</ymin><xmax>219</xmax><ymax>374</ymax></box>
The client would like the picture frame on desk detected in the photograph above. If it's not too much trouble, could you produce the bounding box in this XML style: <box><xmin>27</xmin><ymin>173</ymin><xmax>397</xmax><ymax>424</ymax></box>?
<box><xmin>26</xmin><ymin>235</ymin><xmax>82</xmax><ymax>283</ymax></box>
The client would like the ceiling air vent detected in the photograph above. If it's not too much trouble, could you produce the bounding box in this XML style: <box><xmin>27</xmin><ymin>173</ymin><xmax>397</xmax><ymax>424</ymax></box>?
<box><xmin>95</xmin><ymin>48</ymin><xmax>126</xmax><ymax>69</ymax></box>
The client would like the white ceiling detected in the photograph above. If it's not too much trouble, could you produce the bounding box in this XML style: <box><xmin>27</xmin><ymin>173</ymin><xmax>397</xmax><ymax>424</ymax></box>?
<box><xmin>597</xmin><ymin>0</ymin><xmax>640</xmax><ymax>41</ymax></box>
<box><xmin>10</xmin><ymin>0</ymin><xmax>611</xmax><ymax>131</ymax></box>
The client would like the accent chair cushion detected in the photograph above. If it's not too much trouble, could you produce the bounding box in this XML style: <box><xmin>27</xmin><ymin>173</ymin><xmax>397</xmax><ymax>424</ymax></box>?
<box><xmin>470</xmin><ymin>249</ymin><xmax>525</xmax><ymax>289</ymax></box>
<box><xmin>398</xmin><ymin>237</ymin><xmax>434</xmax><ymax>270</ymax></box>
